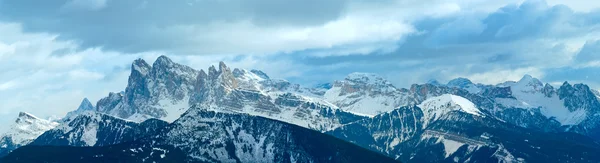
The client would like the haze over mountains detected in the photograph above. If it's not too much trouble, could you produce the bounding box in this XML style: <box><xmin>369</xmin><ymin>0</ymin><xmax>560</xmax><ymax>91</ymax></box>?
<box><xmin>2</xmin><ymin>56</ymin><xmax>600</xmax><ymax>162</ymax></box>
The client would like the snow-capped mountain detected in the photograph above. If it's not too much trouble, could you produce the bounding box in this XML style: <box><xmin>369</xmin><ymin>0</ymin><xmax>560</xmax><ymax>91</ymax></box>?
<box><xmin>328</xmin><ymin>94</ymin><xmax>600</xmax><ymax>162</ymax></box>
<box><xmin>31</xmin><ymin>111</ymin><xmax>168</xmax><ymax>147</ymax></box>
<box><xmin>324</xmin><ymin>72</ymin><xmax>416</xmax><ymax>117</ymax></box>
<box><xmin>6</xmin><ymin>56</ymin><xmax>600</xmax><ymax>163</ymax></box>
<box><xmin>0</xmin><ymin>112</ymin><xmax>59</xmax><ymax>156</ymax></box>
<box><xmin>192</xmin><ymin>62</ymin><xmax>365</xmax><ymax>131</ymax></box>
<box><xmin>2</xmin><ymin>106</ymin><xmax>398</xmax><ymax>163</ymax></box>
<box><xmin>94</xmin><ymin>56</ymin><xmax>365</xmax><ymax>132</ymax></box>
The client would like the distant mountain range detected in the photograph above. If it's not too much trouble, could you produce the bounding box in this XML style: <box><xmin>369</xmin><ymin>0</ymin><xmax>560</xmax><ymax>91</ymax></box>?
<box><xmin>2</xmin><ymin>55</ymin><xmax>600</xmax><ymax>162</ymax></box>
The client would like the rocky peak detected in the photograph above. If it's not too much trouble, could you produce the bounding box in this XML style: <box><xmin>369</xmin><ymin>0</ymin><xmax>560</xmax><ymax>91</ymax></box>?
<box><xmin>208</xmin><ymin>65</ymin><xmax>218</xmax><ymax>77</ymax></box>
<box><xmin>447</xmin><ymin>77</ymin><xmax>473</xmax><ymax>88</ymax></box>
<box><xmin>558</xmin><ymin>82</ymin><xmax>574</xmax><ymax>95</ymax></box>
<box><xmin>427</xmin><ymin>79</ymin><xmax>442</xmax><ymax>86</ymax></box>
<box><xmin>218</xmin><ymin>61</ymin><xmax>228</xmax><ymax>72</ymax></box>
<box><xmin>542</xmin><ymin>83</ymin><xmax>555</xmax><ymax>97</ymax></box>
<box><xmin>16</xmin><ymin>112</ymin><xmax>39</xmax><ymax>123</ymax></box>
<box><xmin>153</xmin><ymin>55</ymin><xmax>174</xmax><ymax>68</ymax></box>
<box><xmin>77</xmin><ymin>98</ymin><xmax>95</xmax><ymax>111</ymax></box>
<box><xmin>217</xmin><ymin>62</ymin><xmax>237</xmax><ymax>89</ymax></box>
<box><xmin>558</xmin><ymin>83</ymin><xmax>600</xmax><ymax>112</ymax></box>
<box><xmin>334</xmin><ymin>72</ymin><xmax>397</xmax><ymax>96</ymax></box>
<box><xmin>250</xmin><ymin>69</ymin><xmax>270</xmax><ymax>79</ymax></box>
<box><xmin>131</xmin><ymin>58</ymin><xmax>151</xmax><ymax>76</ymax></box>
<box><xmin>518</xmin><ymin>74</ymin><xmax>543</xmax><ymax>87</ymax></box>
<box><xmin>344</xmin><ymin>72</ymin><xmax>388</xmax><ymax>84</ymax></box>
<box><xmin>0</xmin><ymin>112</ymin><xmax>59</xmax><ymax>156</ymax></box>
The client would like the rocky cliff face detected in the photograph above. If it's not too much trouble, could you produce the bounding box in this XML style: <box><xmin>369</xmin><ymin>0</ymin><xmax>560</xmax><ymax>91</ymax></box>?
<box><xmin>96</xmin><ymin>56</ymin><xmax>199</xmax><ymax>122</ymax></box>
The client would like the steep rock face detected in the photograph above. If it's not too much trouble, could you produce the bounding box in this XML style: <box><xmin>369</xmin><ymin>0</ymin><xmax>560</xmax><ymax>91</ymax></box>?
<box><xmin>328</xmin><ymin>95</ymin><xmax>600</xmax><ymax>163</ymax></box>
<box><xmin>31</xmin><ymin>112</ymin><xmax>168</xmax><ymax>147</ymax></box>
<box><xmin>324</xmin><ymin>73</ymin><xmax>416</xmax><ymax>116</ymax></box>
<box><xmin>3</xmin><ymin>108</ymin><xmax>398</xmax><ymax>163</ymax></box>
<box><xmin>558</xmin><ymin>82</ymin><xmax>600</xmax><ymax>138</ymax></box>
<box><xmin>0</xmin><ymin>112</ymin><xmax>59</xmax><ymax>157</ymax></box>
<box><xmin>96</xmin><ymin>56</ymin><xmax>199</xmax><ymax>122</ymax></box>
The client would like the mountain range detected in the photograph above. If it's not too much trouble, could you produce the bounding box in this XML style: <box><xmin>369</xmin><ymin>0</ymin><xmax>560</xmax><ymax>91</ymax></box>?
<box><xmin>2</xmin><ymin>55</ymin><xmax>600</xmax><ymax>162</ymax></box>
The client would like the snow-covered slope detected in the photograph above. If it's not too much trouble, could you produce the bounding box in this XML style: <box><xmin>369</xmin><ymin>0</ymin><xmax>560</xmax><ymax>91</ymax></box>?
<box><xmin>2</xmin><ymin>107</ymin><xmax>398</xmax><ymax>163</ymax></box>
<box><xmin>328</xmin><ymin>102</ymin><xmax>600</xmax><ymax>163</ymax></box>
<box><xmin>31</xmin><ymin>112</ymin><xmax>168</xmax><ymax>147</ymax></box>
<box><xmin>494</xmin><ymin>75</ymin><xmax>586</xmax><ymax>125</ymax></box>
<box><xmin>324</xmin><ymin>72</ymin><xmax>415</xmax><ymax>117</ymax></box>
<box><xmin>0</xmin><ymin>112</ymin><xmax>59</xmax><ymax>156</ymax></box>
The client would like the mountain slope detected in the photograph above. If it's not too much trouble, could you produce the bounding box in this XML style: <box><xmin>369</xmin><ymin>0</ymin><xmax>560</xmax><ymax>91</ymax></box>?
<box><xmin>2</xmin><ymin>107</ymin><xmax>398</xmax><ymax>163</ymax></box>
<box><xmin>93</xmin><ymin>56</ymin><xmax>365</xmax><ymax>132</ymax></box>
<box><xmin>0</xmin><ymin>112</ymin><xmax>59</xmax><ymax>157</ymax></box>
<box><xmin>31</xmin><ymin>112</ymin><xmax>168</xmax><ymax>147</ymax></box>
<box><xmin>328</xmin><ymin>94</ymin><xmax>600</xmax><ymax>162</ymax></box>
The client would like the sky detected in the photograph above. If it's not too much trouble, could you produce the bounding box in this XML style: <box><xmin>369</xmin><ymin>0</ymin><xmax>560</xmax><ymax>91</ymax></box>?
<box><xmin>1</xmin><ymin>0</ymin><xmax>600</xmax><ymax>131</ymax></box>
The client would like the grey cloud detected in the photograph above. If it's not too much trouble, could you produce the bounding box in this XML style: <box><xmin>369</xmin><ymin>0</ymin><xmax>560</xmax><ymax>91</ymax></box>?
<box><xmin>0</xmin><ymin>0</ymin><xmax>347</xmax><ymax>53</ymax></box>
<box><xmin>264</xmin><ymin>1</ymin><xmax>595</xmax><ymax>87</ymax></box>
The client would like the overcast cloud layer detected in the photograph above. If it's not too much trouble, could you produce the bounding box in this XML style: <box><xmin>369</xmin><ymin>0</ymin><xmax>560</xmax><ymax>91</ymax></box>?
<box><xmin>1</xmin><ymin>0</ymin><xmax>600</xmax><ymax>131</ymax></box>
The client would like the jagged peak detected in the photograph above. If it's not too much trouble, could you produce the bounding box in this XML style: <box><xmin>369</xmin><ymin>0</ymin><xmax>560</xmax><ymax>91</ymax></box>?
<box><xmin>198</xmin><ymin>69</ymin><xmax>208</xmax><ymax>78</ymax></box>
<box><xmin>427</xmin><ymin>79</ymin><xmax>442</xmax><ymax>86</ymax></box>
<box><xmin>154</xmin><ymin>55</ymin><xmax>173</xmax><ymax>65</ymax></box>
<box><xmin>218</xmin><ymin>61</ymin><xmax>228</xmax><ymax>72</ymax></box>
<box><xmin>346</xmin><ymin>72</ymin><xmax>379</xmax><ymax>79</ymax></box>
<box><xmin>18</xmin><ymin>112</ymin><xmax>39</xmax><ymax>120</ymax></box>
<box><xmin>131</xmin><ymin>58</ymin><xmax>151</xmax><ymax>76</ymax></box>
<box><xmin>132</xmin><ymin>58</ymin><xmax>149</xmax><ymax>66</ymax></box>
<box><xmin>344</xmin><ymin>72</ymin><xmax>391</xmax><ymax>85</ymax></box>
<box><xmin>518</xmin><ymin>74</ymin><xmax>543</xmax><ymax>86</ymax></box>
<box><xmin>250</xmin><ymin>69</ymin><xmax>270</xmax><ymax>79</ymax></box>
<box><xmin>77</xmin><ymin>98</ymin><xmax>95</xmax><ymax>111</ymax></box>
<box><xmin>208</xmin><ymin>65</ymin><xmax>218</xmax><ymax>76</ymax></box>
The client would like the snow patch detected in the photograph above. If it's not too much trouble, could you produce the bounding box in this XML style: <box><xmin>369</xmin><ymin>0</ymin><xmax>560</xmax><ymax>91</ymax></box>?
<box><xmin>439</xmin><ymin>139</ymin><xmax>464</xmax><ymax>158</ymax></box>
<box><xmin>418</xmin><ymin>94</ymin><xmax>483</xmax><ymax>127</ymax></box>
<box><xmin>82</xmin><ymin>123</ymin><xmax>98</xmax><ymax>146</ymax></box>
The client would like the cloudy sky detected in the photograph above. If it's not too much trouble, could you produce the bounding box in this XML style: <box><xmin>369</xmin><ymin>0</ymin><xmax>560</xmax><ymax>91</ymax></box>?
<box><xmin>1</xmin><ymin>0</ymin><xmax>600</xmax><ymax>130</ymax></box>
